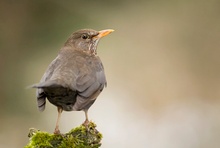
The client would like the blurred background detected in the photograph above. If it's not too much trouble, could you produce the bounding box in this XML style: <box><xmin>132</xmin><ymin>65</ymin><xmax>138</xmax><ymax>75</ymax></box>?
<box><xmin>0</xmin><ymin>0</ymin><xmax>220</xmax><ymax>147</ymax></box>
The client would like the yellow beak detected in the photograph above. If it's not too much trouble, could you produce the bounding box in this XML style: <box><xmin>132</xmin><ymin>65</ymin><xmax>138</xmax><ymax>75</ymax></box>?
<box><xmin>96</xmin><ymin>29</ymin><xmax>114</xmax><ymax>38</ymax></box>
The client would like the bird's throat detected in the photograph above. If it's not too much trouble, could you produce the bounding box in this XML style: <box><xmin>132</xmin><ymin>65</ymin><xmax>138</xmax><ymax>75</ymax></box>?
<box><xmin>89</xmin><ymin>39</ymin><xmax>99</xmax><ymax>55</ymax></box>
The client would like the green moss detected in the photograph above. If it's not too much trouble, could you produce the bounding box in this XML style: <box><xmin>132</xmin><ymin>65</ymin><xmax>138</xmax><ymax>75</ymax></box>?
<box><xmin>25</xmin><ymin>122</ymin><xmax>102</xmax><ymax>148</ymax></box>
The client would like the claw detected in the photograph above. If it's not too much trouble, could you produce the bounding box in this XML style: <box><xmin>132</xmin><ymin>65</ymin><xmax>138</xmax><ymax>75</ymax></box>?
<box><xmin>82</xmin><ymin>119</ymin><xmax>90</xmax><ymax>131</ymax></box>
<box><xmin>54</xmin><ymin>129</ymin><xmax>61</xmax><ymax>135</ymax></box>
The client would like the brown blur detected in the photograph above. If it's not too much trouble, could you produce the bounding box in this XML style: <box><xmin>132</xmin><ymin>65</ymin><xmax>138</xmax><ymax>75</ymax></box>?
<box><xmin>0</xmin><ymin>0</ymin><xmax>220</xmax><ymax>147</ymax></box>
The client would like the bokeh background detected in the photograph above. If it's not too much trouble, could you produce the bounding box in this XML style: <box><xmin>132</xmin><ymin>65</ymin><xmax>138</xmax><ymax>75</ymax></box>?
<box><xmin>1</xmin><ymin>0</ymin><xmax>220</xmax><ymax>147</ymax></box>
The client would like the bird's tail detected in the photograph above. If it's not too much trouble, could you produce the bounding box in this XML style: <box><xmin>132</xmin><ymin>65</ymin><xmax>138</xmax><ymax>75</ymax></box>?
<box><xmin>32</xmin><ymin>80</ymin><xmax>60</xmax><ymax>88</ymax></box>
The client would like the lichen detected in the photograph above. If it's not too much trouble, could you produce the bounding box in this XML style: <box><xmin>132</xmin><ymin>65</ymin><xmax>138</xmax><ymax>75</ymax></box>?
<box><xmin>25</xmin><ymin>122</ymin><xmax>102</xmax><ymax>148</ymax></box>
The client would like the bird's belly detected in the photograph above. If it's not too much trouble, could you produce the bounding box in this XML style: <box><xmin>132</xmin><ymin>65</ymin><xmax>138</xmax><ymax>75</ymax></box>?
<box><xmin>47</xmin><ymin>96</ymin><xmax>76</xmax><ymax>111</ymax></box>
<box><xmin>44</xmin><ymin>87</ymin><xmax>77</xmax><ymax>111</ymax></box>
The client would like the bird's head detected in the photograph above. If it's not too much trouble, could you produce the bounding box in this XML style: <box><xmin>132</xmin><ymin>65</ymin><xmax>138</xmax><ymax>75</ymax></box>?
<box><xmin>64</xmin><ymin>29</ymin><xmax>114</xmax><ymax>54</ymax></box>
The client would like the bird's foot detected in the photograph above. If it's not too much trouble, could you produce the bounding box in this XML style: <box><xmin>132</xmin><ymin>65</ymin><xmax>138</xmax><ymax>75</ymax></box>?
<box><xmin>54</xmin><ymin>129</ymin><xmax>61</xmax><ymax>135</ymax></box>
<box><xmin>82</xmin><ymin>119</ymin><xmax>90</xmax><ymax>131</ymax></box>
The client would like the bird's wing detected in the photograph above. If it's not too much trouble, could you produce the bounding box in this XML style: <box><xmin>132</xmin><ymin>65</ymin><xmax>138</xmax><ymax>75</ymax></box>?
<box><xmin>73</xmin><ymin>56</ymin><xmax>107</xmax><ymax>110</ymax></box>
<box><xmin>35</xmin><ymin>56</ymin><xmax>61</xmax><ymax>111</ymax></box>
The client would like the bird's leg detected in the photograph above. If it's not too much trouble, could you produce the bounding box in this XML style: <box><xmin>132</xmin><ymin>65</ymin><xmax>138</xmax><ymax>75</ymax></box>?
<box><xmin>82</xmin><ymin>109</ymin><xmax>90</xmax><ymax>128</ymax></box>
<box><xmin>54</xmin><ymin>107</ymin><xmax>63</xmax><ymax>134</ymax></box>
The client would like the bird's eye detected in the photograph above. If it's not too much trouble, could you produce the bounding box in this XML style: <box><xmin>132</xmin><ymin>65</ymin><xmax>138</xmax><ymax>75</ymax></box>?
<box><xmin>81</xmin><ymin>34</ymin><xmax>89</xmax><ymax>39</ymax></box>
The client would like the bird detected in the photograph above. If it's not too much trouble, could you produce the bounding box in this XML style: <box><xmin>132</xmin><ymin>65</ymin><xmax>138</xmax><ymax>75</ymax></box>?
<box><xmin>32</xmin><ymin>29</ymin><xmax>114</xmax><ymax>134</ymax></box>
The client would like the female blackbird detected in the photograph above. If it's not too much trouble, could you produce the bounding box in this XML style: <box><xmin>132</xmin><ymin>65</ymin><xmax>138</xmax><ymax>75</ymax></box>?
<box><xmin>33</xmin><ymin>29</ymin><xmax>114</xmax><ymax>134</ymax></box>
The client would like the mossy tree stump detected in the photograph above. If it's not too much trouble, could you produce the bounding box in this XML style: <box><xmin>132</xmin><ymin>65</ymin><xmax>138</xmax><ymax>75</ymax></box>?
<box><xmin>25</xmin><ymin>122</ymin><xmax>102</xmax><ymax>148</ymax></box>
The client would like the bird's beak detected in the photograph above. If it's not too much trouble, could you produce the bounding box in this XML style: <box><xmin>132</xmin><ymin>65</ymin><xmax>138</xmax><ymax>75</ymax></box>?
<box><xmin>95</xmin><ymin>29</ymin><xmax>114</xmax><ymax>39</ymax></box>
<box><xmin>90</xmin><ymin>29</ymin><xmax>114</xmax><ymax>53</ymax></box>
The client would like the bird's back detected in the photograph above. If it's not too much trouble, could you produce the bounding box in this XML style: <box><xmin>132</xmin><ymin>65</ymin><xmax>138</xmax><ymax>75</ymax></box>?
<box><xmin>35</xmin><ymin>48</ymin><xmax>106</xmax><ymax>111</ymax></box>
